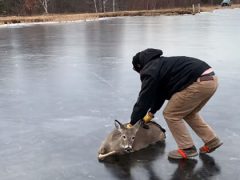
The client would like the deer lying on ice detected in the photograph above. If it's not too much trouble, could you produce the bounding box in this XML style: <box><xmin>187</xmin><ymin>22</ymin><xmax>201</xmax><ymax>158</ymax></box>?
<box><xmin>98</xmin><ymin>120</ymin><xmax>166</xmax><ymax>161</ymax></box>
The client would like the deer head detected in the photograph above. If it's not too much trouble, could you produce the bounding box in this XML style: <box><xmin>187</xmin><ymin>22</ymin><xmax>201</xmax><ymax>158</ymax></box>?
<box><xmin>114</xmin><ymin>120</ymin><xmax>141</xmax><ymax>153</ymax></box>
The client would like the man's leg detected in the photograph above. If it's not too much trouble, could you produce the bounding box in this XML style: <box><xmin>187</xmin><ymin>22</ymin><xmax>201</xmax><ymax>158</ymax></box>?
<box><xmin>185</xmin><ymin>110</ymin><xmax>222</xmax><ymax>154</ymax></box>
<box><xmin>184</xmin><ymin>77</ymin><xmax>218</xmax><ymax>143</ymax></box>
<box><xmin>163</xmin><ymin>77</ymin><xmax>218</xmax><ymax>150</ymax></box>
<box><xmin>163</xmin><ymin>87</ymin><xmax>200</xmax><ymax>159</ymax></box>
<box><xmin>185</xmin><ymin>113</ymin><xmax>216</xmax><ymax>144</ymax></box>
<box><xmin>184</xmin><ymin>77</ymin><xmax>222</xmax><ymax>153</ymax></box>
<box><xmin>163</xmin><ymin>90</ymin><xmax>199</xmax><ymax>149</ymax></box>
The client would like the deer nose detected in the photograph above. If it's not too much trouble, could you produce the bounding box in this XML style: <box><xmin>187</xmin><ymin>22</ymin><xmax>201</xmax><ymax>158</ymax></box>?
<box><xmin>125</xmin><ymin>146</ymin><xmax>133</xmax><ymax>152</ymax></box>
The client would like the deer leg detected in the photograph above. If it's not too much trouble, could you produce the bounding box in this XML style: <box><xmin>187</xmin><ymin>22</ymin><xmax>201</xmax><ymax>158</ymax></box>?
<box><xmin>98</xmin><ymin>151</ymin><xmax>117</xmax><ymax>161</ymax></box>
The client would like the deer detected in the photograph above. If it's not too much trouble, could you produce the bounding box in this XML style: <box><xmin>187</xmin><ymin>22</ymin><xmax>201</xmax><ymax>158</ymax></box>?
<box><xmin>98</xmin><ymin>120</ymin><xmax>166</xmax><ymax>161</ymax></box>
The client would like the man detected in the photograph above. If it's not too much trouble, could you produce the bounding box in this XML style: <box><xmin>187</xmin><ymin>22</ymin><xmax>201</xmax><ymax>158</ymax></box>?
<box><xmin>128</xmin><ymin>48</ymin><xmax>223</xmax><ymax>159</ymax></box>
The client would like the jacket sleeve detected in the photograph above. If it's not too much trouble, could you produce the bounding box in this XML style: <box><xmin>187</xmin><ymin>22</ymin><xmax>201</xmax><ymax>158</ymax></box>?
<box><xmin>130</xmin><ymin>75</ymin><xmax>157</xmax><ymax>125</ymax></box>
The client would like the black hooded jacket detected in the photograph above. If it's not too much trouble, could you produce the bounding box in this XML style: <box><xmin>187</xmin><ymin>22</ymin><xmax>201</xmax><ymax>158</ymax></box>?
<box><xmin>130</xmin><ymin>48</ymin><xmax>211</xmax><ymax>125</ymax></box>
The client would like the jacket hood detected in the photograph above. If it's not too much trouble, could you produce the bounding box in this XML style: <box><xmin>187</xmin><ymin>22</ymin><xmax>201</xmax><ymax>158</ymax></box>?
<box><xmin>132</xmin><ymin>48</ymin><xmax>163</xmax><ymax>72</ymax></box>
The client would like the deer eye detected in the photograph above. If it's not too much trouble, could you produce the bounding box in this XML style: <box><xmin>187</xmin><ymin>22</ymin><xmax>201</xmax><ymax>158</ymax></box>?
<box><xmin>132</xmin><ymin>137</ymin><xmax>135</xmax><ymax>140</ymax></box>
<box><xmin>122</xmin><ymin>135</ymin><xmax>126</xmax><ymax>139</ymax></box>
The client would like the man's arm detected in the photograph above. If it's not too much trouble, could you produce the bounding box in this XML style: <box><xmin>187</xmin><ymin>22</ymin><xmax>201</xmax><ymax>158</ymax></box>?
<box><xmin>130</xmin><ymin>75</ymin><xmax>157</xmax><ymax>125</ymax></box>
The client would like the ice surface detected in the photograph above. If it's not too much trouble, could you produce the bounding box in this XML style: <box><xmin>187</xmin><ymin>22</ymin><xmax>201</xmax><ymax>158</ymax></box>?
<box><xmin>0</xmin><ymin>8</ymin><xmax>240</xmax><ymax>180</ymax></box>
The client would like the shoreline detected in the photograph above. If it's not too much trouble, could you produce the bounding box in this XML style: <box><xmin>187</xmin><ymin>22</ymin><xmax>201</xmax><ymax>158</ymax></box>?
<box><xmin>0</xmin><ymin>4</ymin><xmax>239</xmax><ymax>25</ymax></box>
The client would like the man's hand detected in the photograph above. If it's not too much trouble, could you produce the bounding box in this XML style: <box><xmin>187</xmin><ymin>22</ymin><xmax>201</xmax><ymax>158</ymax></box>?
<box><xmin>143</xmin><ymin>112</ymin><xmax>154</xmax><ymax>123</ymax></box>
<box><xmin>126</xmin><ymin>123</ymin><xmax>132</xmax><ymax>129</ymax></box>
<box><xmin>127</xmin><ymin>120</ymin><xmax>150</xmax><ymax>129</ymax></box>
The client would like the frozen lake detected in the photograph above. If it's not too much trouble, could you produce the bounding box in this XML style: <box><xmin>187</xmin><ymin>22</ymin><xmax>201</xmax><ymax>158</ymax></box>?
<box><xmin>0</xmin><ymin>8</ymin><xmax>240</xmax><ymax>180</ymax></box>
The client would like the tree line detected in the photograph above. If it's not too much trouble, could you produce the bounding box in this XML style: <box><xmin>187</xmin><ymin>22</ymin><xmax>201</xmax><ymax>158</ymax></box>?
<box><xmin>0</xmin><ymin>0</ymin><xmax>239</xmax><ymax>16</ymax></box>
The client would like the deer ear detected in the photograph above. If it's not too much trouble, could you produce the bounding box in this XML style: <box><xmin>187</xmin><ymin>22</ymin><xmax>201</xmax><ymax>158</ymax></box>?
<box><xmin>133</xmin><ymin>119</ymin><xmax>142</xmax><ymax>129</ymax></box>
<box><xmin>114</xmin><ymin>120</ymin><xmax>124</xmax><ymax>130</ymax></box>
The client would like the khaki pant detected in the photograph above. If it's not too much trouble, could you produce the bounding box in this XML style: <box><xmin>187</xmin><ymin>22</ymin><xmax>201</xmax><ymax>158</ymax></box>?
<box><xmin>163</xmin><ymin>76</ymin><xmax>218</xmax><ymax>149</ymax></box>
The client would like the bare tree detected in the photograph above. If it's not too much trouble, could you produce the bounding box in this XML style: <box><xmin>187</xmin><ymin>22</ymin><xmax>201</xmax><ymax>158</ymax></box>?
<box><xmin>93</xmin><ymin>0</ymin><xmax>98</xmax><ymax>13</ymax></box>
<box><xmin>113</xmin><ymin>0</ymin><xmax>115</xmax><ymax>12</ymax></box>
<box><xmin>38</xmin><ymin>0</ymin><xmax>49</xmax><ymax>13</ymax></box>
<box><xmin>102</xmin><ymin>0</ymin><xmax>108</xmax><ymax>12</ymax></box>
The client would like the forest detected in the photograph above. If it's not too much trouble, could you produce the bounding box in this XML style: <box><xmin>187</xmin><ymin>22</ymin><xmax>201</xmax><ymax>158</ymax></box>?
<box><xmin>0</xmin><ymin>0</ymin><xmax>239</xmax><ymax>16</ymax></box>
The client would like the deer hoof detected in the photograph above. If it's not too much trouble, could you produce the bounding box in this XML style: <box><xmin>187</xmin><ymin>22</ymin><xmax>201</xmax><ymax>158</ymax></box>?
<box><xmin>98</xmin><ymin>154</ymin><xmax>105</xmax><ymax>161</ymax></box>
